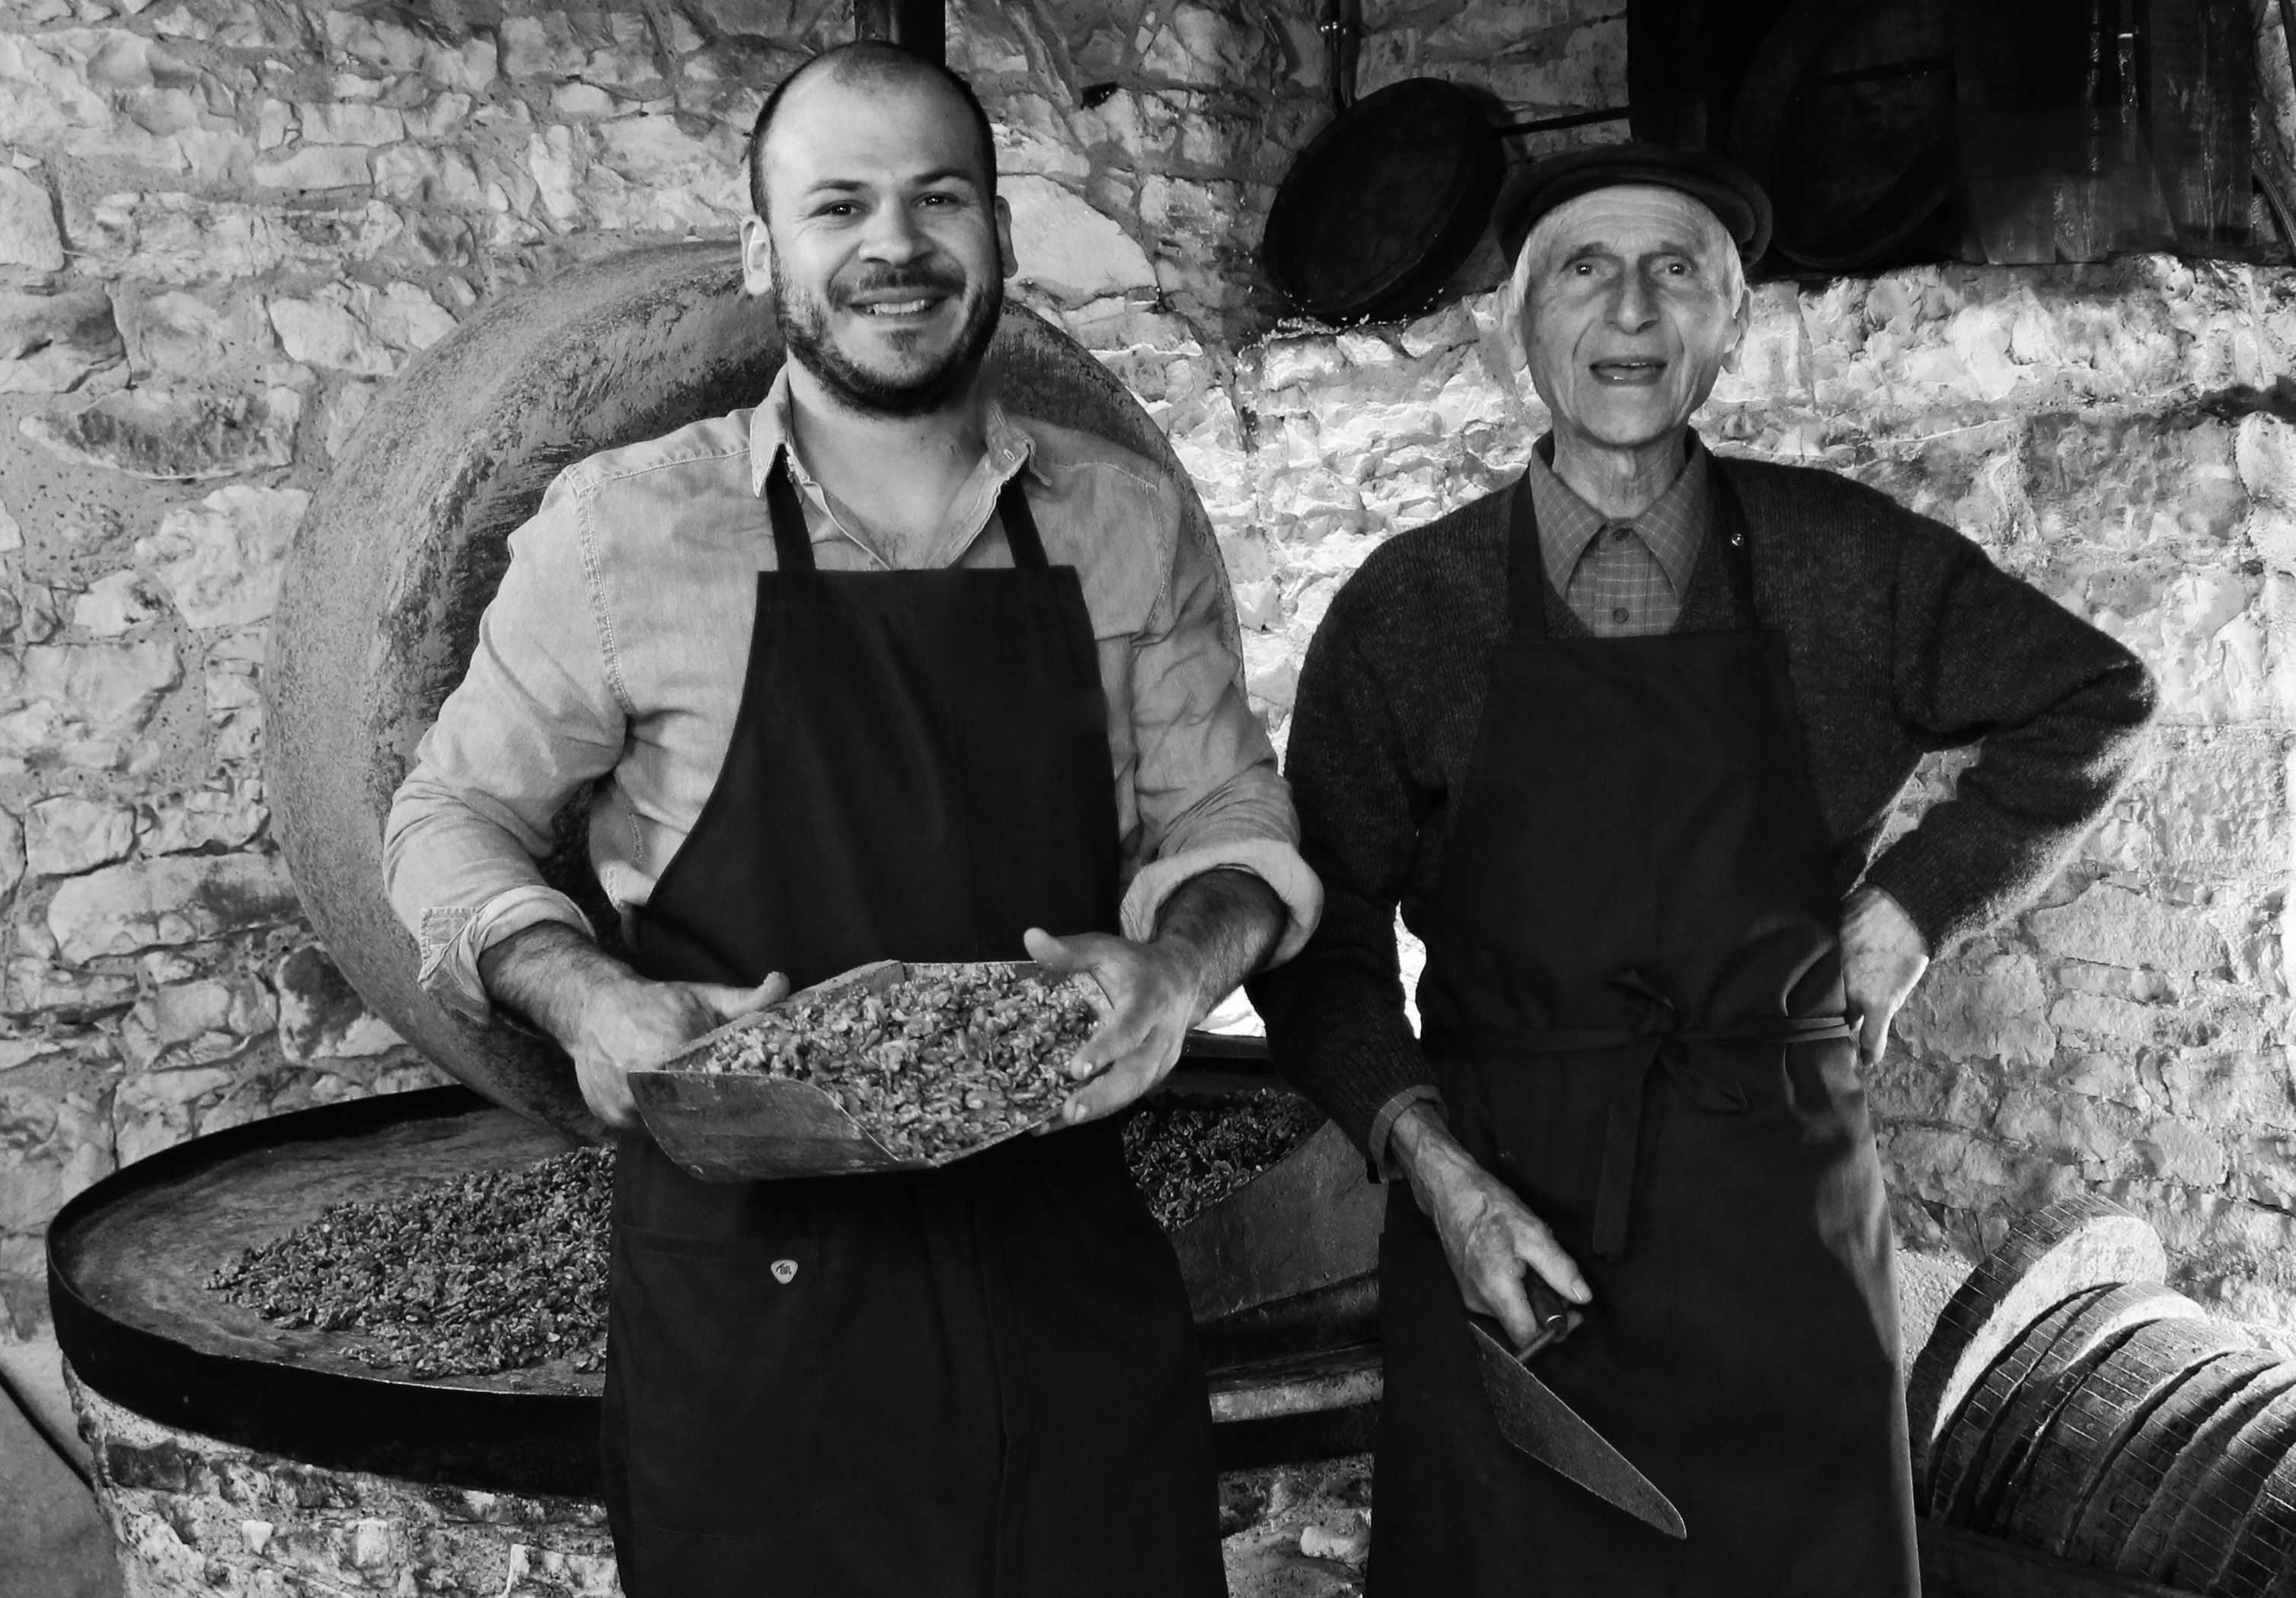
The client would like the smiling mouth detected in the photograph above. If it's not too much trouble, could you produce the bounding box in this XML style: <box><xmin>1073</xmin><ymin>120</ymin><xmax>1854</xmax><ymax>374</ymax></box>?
<box><xmin>1590</xmin><ymin>358</ymin><xmax>1666</xmax><ymax>384</ymax></box>
<box><xmin>852</xmin><ymin>297</ymin><xmax>943</xmax><ymax>317</ymax></box>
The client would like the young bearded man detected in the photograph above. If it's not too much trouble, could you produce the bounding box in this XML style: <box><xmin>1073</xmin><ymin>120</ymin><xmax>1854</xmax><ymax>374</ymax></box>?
<box><xmin>385</xmin><ymin>43</ymin><xmax>1317</xmax><ymax>1597</ymax></box>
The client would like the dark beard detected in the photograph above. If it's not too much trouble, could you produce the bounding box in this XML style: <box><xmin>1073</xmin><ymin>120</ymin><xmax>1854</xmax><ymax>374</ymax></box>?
<box><xmin>773</xmin><ymin>257</ymin><xmax>1004</xmax><ymax>419</ymax></box>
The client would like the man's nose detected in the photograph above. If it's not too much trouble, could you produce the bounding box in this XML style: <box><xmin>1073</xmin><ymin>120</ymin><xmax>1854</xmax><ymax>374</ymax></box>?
<box><xmin>857</xmin><ymin>199</ymin><xmax>931</xmax><ymax>263</ymax></box>
<box><xmin>1608</xmin><ymin>270</ymin><xmax>1659</xmax><ymax>331</ymax></box>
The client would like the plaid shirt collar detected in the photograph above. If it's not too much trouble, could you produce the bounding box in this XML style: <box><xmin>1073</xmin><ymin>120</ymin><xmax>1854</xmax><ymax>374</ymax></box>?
<box><xmin>1524</xmin><ymin>432</ymin><xmax>1712</xmax><ymax>598</ymax></box>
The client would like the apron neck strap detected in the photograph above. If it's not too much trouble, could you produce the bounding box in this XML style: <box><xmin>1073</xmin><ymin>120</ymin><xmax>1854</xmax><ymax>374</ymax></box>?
<box><xmin>765</xmin><ymin>449</ymin><xmax>816</xmax><ymax>573</ymax></box>
<box><xmin>765</xmin><ymin>449</ymin><xmax>1046</xmax><ymax>574</ymax></box>
<box><xmin>1505</xmin><ymin>457</ymin><xmax>1759</xmax><ymax>632</ymax></box>
<box><xmin>996</xmin><ymin>474</ymin><xmax>1048</xmax><ymax>570</ymax></box>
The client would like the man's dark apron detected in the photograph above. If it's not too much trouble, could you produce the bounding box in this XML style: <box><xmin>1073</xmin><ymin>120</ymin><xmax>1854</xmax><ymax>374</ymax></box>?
<box><xmin>601</xmin><ymin>457</ymin><xmax>1224</xmax><ymax>1598</ymax></box>
<box><xmin>1370</xmin><ymin>470</ymin><xmax>1918</xmax><ymax>1596</ymax></box>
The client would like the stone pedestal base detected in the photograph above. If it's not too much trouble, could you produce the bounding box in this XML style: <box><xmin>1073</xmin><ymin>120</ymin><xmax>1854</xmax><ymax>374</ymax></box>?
<box><xmin>73</xmin><ymin>1373</ymin><xmax>620</xmax><ymax>1597</ymax></box>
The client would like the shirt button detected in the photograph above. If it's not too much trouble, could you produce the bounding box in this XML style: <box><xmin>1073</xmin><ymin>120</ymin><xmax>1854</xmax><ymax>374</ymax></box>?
<box><xmin>1611</xmin><ymin>606</ymin><xmax>1630</xmax><ymax>624</ymax></box>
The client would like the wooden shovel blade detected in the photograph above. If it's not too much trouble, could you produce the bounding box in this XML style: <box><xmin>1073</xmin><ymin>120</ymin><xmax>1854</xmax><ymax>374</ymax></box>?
<box><xmin>1468</xmin><ymin>1321</ymin><xmax>1688</xmax><ymax>1539</ymax></box>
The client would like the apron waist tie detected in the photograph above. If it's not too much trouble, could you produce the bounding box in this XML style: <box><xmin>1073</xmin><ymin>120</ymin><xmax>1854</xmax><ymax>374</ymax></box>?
<box><xmin>1420</xmin><ymin>970</ymin><xmax>1854</xmax><ymax>1264</ymax></box>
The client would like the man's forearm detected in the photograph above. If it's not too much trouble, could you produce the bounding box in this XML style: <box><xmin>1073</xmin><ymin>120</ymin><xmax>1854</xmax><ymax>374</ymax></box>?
<box><xmin>1150</xmin><ymin>867</ymin><xmax>1285</xmax><ymax>1022</ymax></box>
<box><xmin>477</xmin><ymin>920</ymin><xmax>629</xmax><ymax>1047</ymax></box>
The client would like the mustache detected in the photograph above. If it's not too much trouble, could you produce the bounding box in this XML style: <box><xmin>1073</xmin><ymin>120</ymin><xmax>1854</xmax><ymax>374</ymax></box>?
<box><xmin>833</xmin><ymin>265</ymin><xmax>969</xmax><ymax>302</ymax></box>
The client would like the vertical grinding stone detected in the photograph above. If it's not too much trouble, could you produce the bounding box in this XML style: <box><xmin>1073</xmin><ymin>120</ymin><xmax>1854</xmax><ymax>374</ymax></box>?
<box><xmin>1999</xmin><ymin>1315</ymin><xmax>2254</xmax><ymax>1556</ymax></box>
<box><xmin>2118</xmin><ymin>1364</ymin><xmax>2296</xmax><ymax>1583</ymax></box>
<box><xmin>1928</xmin><ymin>1286</ymin><xmax>2112</xmax><ymax>1520</ymax></box>
<box><xmin>2209</xmin><ymin>1445</ymin><xmax>2296</xmax><ymax>1598</ymax></box>
<box><xmin>2062</xmin><ymin>1349</ymin><xmax>2282</xmax><ymax>1571</ymax></box>
<box><xmin>1959</xmin><ymin>1283</ymin><xmax>2198</xmax><ymax>1533</ymax></box>
<box><xmin>1906</xmin><ymin>1196</ymin><xmax>2169</xmax><ymax>1487</ymax></box>
<box><xmin>2151</xmin><ymin>1383</ymin><xmax>2296</xmax><ymax>1594</ymax></box>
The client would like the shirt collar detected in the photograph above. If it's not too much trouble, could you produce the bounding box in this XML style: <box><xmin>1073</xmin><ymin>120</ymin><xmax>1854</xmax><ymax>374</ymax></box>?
<box><xmin>1523</xmin><ymin>432</ymin><xmax>1711</xmax><ymax>598</ymax></box>
<box><xmin>744</xmin><ymin>365</ymin><xmax>1041</xmax><ymax>558</ymax></box>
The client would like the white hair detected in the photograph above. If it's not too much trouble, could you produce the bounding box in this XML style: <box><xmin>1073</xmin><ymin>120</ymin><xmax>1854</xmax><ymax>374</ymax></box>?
<box><xmin>1499</xmin><ymin>187</ymin><xmax>1748</xmax><ymax>374</ymax></box>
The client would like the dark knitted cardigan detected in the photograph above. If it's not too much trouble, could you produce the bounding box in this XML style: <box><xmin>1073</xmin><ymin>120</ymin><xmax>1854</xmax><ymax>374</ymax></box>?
<box><xmin>1246</xmin><ymin>453</ymin><xmax>2159</xmax><ymax>1160</ymax></box>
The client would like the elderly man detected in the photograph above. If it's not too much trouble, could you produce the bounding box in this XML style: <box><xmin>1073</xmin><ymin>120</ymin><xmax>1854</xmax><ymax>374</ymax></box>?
<box><xmin>385</xmin><ymin>42</ymin><xmax>1316</xmax><ymax>1598</ymax></box>
<box><xmin>1250</xmin><ymin>145</ymin><xmax>2156</xmax><ymax>1594</ymax></box>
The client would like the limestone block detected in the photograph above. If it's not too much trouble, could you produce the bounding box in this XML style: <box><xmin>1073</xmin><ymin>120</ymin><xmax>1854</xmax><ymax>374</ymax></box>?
<box><xmin>528</xmin><ymin>125</ymin><xmax>585</xmax><ymax>228</ymax></box>
<box><xmin>296</xmin><ymin>100</ymin><xmax>404</xmax><ymax>145</ymax></box>
<box><xmin>62</xmin><ymin>565</ymin><xmax>158</xmax><ymax>637</ymax></box>
<box><xmin>0</xmin><ymin>287</ymin><xmax>124</xmax><ymax>394</ymax></box>
<box><xmin>2081</xmin><ymin>566</ymin><xmax>2271</xmax><ymax>726</ymax></box>
<box><xmin>269</xmin><ymin>281</ymin><xmax>451</xmax><ymax>375</ymax></box>
<box><xmin>2026</xmin><ymin>410</ymin><xmax>2247</xmax><ymax>550</ymax></box>
<box><xmin>20</xmin><ymin>386</ymin><xmax>301</xmax><ymax>480</ymax></box>
<box><xmin>2029</xmin><ymin>883</ymin><xmax>2230</xmax><ymax>973</ymax></box>
<box><xmin>1005</xmin><ymin>176</ymin><xmax>1158</xmax><ymax>307</ymax></box>
<box><xmin>0</xmin><ymin>164</ymin><xmax>62</xmax><ymax>273</ymax></box>
<box><xmin>133</xmin><ymin>484</ymin><xmax>311</xmax><ymax>630</ymax></box>
<box><xmin>113</xmin><ymin>287</ymin><xmax>279</xmax><ymax>386</ymax></box>
<box><xmin>45</xmin><ymin>852</ymin><xmax>297</xmax><ymax>964</ymax></box>
<box><xmin>424</xmin><ymin>35</ymin><xmax>497</xmax><ymax>93</ymax></box>
<box><xmin>69</xmin><ymin>191</ymin><xmax>407</xmax><ymax>285</ymax></box>
<box><xmin>501</xmin><ymin>12</ymin><xmax>589</xmax><ymax>79</ymax></box>
<box><xmin>2087</xmin><ymin>726</ymin><xmax>2286</xmax><ymax>877</ymax></box>
<box><xmin>3</xmin><ymin>960</ymin><xmax>136</xmax><ymax>1016</ymax></box>
<box><xmin>275</xmin><ymin>943</ymin><xmax>401</xmax><ymax>1063</ymax></box>
<box><xmin>249</xmin><ymin>144</ymin><xmax>372</xmax><ymax>191</ymax></box>
<box><xmin>0</xmin><ymin>1054</ymin><xmax>115</xmax><ymax>1232</ymax></box>
<box><xmin>322</xmin><ymin>8</ymin><xmax>426</xmax><ymax>70</ymax></box>
<box><xmin>1894</xmin><ymin>947</ymin><xmax>2055</xmax><ymax>1069</ymax></box>
<box><xmin>25</xmin><ymin>796</ymin><xmax>135</xmax><ymax>876</ymax></box>
<box><xmin>139</xmin><ymin>973</ymin><xmax>275</xmax><ymax>1048</ymax></box>
<box><xmin>592</xmin><ymin>110</ymin><xmax>741</xmax><ymax>190</ymax></box>
<box><xmin>0</xmin><ymin>809</ymin><xmax>21</xmax><ymax>898</ymax></box>
<box><xmin>0</xmin><ymin>639</ymin><xmax>180</xmax><ymax>767</ymax></box>
<box><xmin>141</xmin><ymin>783</ymin><xmax>265</xmax><ymax>856</ymax></box>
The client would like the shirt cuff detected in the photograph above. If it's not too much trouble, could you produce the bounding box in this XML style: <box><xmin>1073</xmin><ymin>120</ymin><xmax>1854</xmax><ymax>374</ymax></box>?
<box><xmin>1119</xmin><ymin>837</ymin><xmax>1324</xmax><ymax>965</ymax></box>
<box><xmin>1366</xmin><ymin>1083</ymin><xmax>1447</xmax><ymax>1184</ymax></box>
<box><xmin>416</xmin><ymin>885</ymin><xmax>595</xmax><ymax>1025</ymax></box>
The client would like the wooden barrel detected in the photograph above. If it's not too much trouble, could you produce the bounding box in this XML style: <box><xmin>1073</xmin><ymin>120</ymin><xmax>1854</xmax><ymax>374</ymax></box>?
<box><xmin>266</xmin><ymin>244</ymin><xmax>1237</xmax><ymax>1137</ymax></box>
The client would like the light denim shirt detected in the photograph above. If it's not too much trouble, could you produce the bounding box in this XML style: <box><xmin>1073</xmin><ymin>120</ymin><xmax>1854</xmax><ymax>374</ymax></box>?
<box><xmin>385</xmin><ymin>368</ymin><xmax>1320</xmax><ymax>1022</ymax></box>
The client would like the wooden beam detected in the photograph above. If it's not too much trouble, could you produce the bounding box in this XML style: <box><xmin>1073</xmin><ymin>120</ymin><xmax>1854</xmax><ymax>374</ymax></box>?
<box><xmin>852</xmin><ymin>0</ymin><xmax>944</xmax><ymax>62</ymax></box>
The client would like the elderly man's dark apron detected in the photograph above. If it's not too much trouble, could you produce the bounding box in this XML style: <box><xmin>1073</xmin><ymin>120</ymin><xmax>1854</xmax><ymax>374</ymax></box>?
<box><xmin>602</xmin><ymin>457</ymin><xmax>1223</xmax><ymax>1597</ymax></box>
<box><xmin>1371</xmin><ymin>470</ymin><xmax>1918</xmax><ymax>1596</ymax></box>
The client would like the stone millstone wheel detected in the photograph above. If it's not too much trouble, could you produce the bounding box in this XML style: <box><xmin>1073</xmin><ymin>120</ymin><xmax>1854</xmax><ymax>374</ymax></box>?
<box><xmin>2153</xmin><ymin>1383</ymin><xmax>2296</xmax><ymax>1594</ymax></box>
<box><xmin>268</xmin><ymin>243</ymin><xmax>1229</xmax><ymax>1136</ymax></box>
<box><xmin>1961</xmin><ymin>1281</ymin><xmax>2197</xmax><ymax>1533</ymax></box>
<box><xmin>2061</xmin><ymin>1348</ymin><xmax>2281</xmax><ymax>1571</ymax></box>
<box><xmin>2119</xmin><ymin>1364</ymin><xmax>2296</xmax><ymax>1582</ymax></box>
<box><xmin>1927</xmin><ymin>1285</ymin><xmax>2111</xmax><ymax>1522</ymax></box>
<box><xmin>2210</xmin><ymin>1443</ymin><xmax>2296</xmax><ymax>1598</ymax></box>
<box><xmin>1906</xmin><ymin>1195</ymin><xmax>2170</xmax><ymax>1488</ymax></box>
<box><xmin>1999</xmin><ymin>1314</ymin><xmax>2253</xmax><ymax>1557</ymax></box>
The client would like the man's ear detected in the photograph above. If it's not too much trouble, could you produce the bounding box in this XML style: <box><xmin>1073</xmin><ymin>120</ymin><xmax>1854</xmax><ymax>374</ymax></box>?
<box><xmin>995</xmin><ymin>193</ymin><xmax>1017</xmax><ymax>281</ymax></box>
<box><xmin>739</xmin><ymin>215</ymin><xmax>774</xmax><ymax>298</ymax></box>
<box><xmin>1719</xmin><ymin>282</ymin><xmax>1752</xmax><ymax>375</ymax></box>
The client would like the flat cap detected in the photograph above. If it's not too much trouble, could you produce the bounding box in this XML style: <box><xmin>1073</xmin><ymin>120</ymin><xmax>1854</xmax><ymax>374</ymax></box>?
<box><xmin>1493</xmin><ymin>143</ymin><xmax>1773</xmax><ymax>265</ymax></box>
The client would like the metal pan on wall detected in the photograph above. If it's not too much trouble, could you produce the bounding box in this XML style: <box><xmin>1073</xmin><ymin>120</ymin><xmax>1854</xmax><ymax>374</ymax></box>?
<box><xmin>1260</xmin><ymin>78</ymin><xmax>1509</xmax><ymax>326</ymax></box>
<box><xmin>1729</xmin><ymin>0</ymin><xmax>1959</xmax><ymax>272</ymax></box>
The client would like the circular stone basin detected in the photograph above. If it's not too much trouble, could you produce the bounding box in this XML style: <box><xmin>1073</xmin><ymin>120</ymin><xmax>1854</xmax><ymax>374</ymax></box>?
<box><xmin>53</xmin><ymin>1063</ymin><xmax>1379</xmax><ymax>1494</ymax></box>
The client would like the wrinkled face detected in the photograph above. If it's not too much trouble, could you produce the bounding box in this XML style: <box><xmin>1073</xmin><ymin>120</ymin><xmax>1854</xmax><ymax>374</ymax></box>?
<box><xmin>1516</xmin><ymin>186</ymin><xmax>1748</xmax><ymax>451</ymax></box>
<box><xmin>740</xmin><ymin>70</ymin><xmax>1012</xmax><ymax>416</ymax></box>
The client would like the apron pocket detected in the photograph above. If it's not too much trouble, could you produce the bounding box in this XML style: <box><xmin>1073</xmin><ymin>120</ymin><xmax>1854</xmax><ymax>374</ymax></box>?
<box><xmin>612</xmin><ymin>1227</ymin><xmax>828</xmax><ymax>1537</ymax></box>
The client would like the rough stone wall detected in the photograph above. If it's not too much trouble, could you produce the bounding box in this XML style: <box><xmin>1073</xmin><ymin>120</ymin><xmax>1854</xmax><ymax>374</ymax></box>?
<box><xmin>0</xmin><ymin>0</ymin><xmax>1619</xmax><ymax>1359</ymax></box>
<box><xmin>6</xmin><ymin>0</ymin><xmax>2296</xmax><ymax>1383</ymax></box>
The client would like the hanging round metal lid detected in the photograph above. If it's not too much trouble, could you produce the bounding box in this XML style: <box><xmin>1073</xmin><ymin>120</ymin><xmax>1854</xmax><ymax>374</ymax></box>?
<box><xmin>1262</xmin><ymin>78</ymin><xmax>1508</xmax><ymax>325</ymax></box>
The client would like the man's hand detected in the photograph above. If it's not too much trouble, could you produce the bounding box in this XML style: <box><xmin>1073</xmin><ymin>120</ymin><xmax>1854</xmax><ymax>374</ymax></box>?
<box><xmin>1390</xmin><ymin>1102</ymin><xmax>1591</xmax><ymax>1350</ymax></box>
<box><xmin>1026</xmin><ymin>867</ymin><xmax>1286</xmax><ymax>1128</ymax></box>
<box><xmin>1841</xmin><ymin>885</ymin><xmax>1930</xmax><ymax>1073</ymax></box>
<box><xmin>479</xmin><ymin>922</ymin><xmax>789</xmax><ymax>1132</ymax></box>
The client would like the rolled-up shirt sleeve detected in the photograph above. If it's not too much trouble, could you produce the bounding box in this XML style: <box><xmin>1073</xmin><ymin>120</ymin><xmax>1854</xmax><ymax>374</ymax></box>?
<box><xmin>1116</xmin><ymin>478</ymin><xmax>1321</xmax><ymax>963</ymax></box>
<box><xmin>382</xmin><ymin>470</ymin><xmax>627</xmax><ymax>1022</ymax></box>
